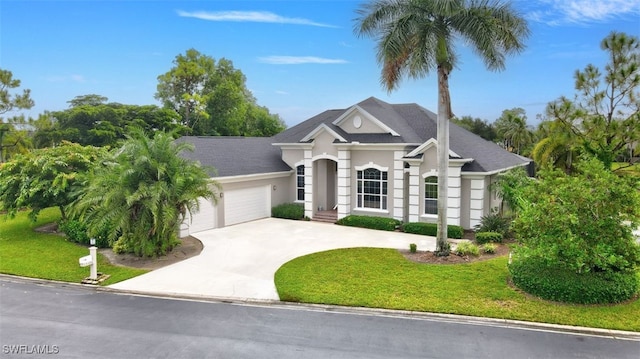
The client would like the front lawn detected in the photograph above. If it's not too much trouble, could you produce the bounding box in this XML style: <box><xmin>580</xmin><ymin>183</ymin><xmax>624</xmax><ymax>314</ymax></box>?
<box><xmin>0</xmin><ymin>208</ymin><xmax>147</xmax><ymax>286</ymax></box>
<box><xmin>275</xmin><ymin>247</ymin><xmax>640</xmax><ymax>331</ymax></box>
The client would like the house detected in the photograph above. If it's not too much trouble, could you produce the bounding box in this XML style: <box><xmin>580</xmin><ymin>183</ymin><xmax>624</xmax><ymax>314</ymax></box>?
<box><xmin>177</xmin><ymin>97</ymin><xmax>531</xmax><ymax>236</ymax></box>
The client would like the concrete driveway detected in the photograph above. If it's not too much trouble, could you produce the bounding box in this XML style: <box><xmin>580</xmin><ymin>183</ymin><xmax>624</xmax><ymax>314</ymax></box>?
<box><xmin>109</xmin><ymin>218</ymin><xmax>436</xmax><ymax>301</ymax></box>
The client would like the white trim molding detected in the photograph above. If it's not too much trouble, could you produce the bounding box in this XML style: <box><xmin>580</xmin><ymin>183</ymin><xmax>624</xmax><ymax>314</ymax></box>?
<box><xmin>301</xmin><ymin>124</ymin><xmax>347</xmax><ymax>143</ymax></box>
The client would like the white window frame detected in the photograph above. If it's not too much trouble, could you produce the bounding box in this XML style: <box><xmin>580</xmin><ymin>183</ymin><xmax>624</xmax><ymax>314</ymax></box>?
<box><xmin>424</xmin><ymin>176</ymin><xmax>438</xmax><ymax>215</ymax></box>
<box><xmin>355</xmin><ymin>166</ymin><xmax>388</xmax><ymax>211</ymax></box>
<box><xmin>296</xmin><ymin>164</ymin><xmax>305</xmax><ymax>202</ymax></box>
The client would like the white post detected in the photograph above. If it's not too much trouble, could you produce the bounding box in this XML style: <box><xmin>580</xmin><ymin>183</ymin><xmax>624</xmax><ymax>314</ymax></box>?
<box><xmin>89</xmin><ymin>238</ymin><xmax>98</xmax><ymax>280</ymax></box>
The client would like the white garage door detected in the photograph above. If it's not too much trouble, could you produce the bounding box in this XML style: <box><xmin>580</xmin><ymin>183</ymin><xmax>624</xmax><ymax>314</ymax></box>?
<box><xmin>180</xmin><ymin>197</ymin><xmax>217</xmax><ymax>236</ymax></box>
<box><xmin>224</xmin><ymin>185</ymin><xmax>271</xmax><ymax>226</ymax></box>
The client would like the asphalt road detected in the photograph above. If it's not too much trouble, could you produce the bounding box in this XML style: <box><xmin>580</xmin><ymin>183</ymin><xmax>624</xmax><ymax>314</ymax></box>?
<box><xmin>1</xmin><ymin>278</ymin><xmax>638</xmax><ymax>359</ymax></box>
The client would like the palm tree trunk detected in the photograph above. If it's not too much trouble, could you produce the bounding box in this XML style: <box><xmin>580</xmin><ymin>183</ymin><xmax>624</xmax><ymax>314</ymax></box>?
<box><xmin>436</xmin><ymin>65</ymin><xmax>450</xmax><ymax>256</ymax></box>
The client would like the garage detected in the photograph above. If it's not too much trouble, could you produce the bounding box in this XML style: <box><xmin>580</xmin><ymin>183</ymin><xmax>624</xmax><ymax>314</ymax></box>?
<box><xmin>224</xmin><ymin>185</ymin><xmax>271</xmax><ymax>226</ymax></box>
<box><xmin>180</xmin><ymin>197</ymin><xmax>217</xmax><ymax>237</ymax></box>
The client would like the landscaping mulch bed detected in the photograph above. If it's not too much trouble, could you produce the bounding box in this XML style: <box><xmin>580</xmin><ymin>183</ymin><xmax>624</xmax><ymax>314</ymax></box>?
<box><xmin>402</xmin><ymin>243</ymin><xmax>510</xmax><ymax>264</ymax></box>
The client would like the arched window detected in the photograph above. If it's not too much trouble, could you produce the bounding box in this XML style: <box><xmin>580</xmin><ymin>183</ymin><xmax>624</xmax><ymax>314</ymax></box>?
<box><xmin>296</xmin><ymin>165</ymin><xmax>305</xmax><ymax>201</ymax></box>
<box><xmin>357</xmin><ymin>168</ymin><xmax>388</xmax><ymax>210</ymax></box>
<box><xmin>424</xmin><ymin>176</ymin><xmax>438</xmax><ymax>215</ymax></box>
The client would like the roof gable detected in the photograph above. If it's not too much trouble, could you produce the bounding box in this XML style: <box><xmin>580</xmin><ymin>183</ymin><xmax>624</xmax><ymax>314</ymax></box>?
<box><xmin>301</xmin><ymin>123</ymin><xmax>347</xmax><ymax>143</ymax></box>
<box><xmin>332</xmin><ymin>105</ymin><xmax>400</xmax><ymax>136</ymax></box>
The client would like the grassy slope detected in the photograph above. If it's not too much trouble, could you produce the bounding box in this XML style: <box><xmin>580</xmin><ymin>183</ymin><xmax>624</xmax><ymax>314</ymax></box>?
<box><xmin>275</xmin><ymin>248</ymin><xmax>640</xmax><ymax>331</ymax></box>
<box><xmin>0</xmin><ymin>208</ymin><xmax>147</xmax><ymax>286</ymax></box>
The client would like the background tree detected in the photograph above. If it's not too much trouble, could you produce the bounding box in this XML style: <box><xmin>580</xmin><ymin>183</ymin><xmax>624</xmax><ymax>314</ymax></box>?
<box><xmin>67</xmin><ymin>94</ymin><xmax>108</xmax><ymax>107</ymax></box>
<box><xmin>1</xmin><ymin>69</ymin><xmax>34</xmax><ymax>162</ymax></box>
<box><xmin>354</xmin><ymin>0</ymin><xmax>529</xmax><ymax>255</ymax></box>
<box><xmin>38</xmin><ymin>96</ymin><xmax>186</xmax><ymax>148</ymax></box>
<box><xmin>452</xmin><ymin>115</ymin><xmax>496</xmax><ymax>141</ymax></box>
<box><xmin>72</xmin><ymin>129</ymin><xmax>219</xmax><ymax>257</ymax></box>
<box><xmin>537</xmin><ymin>31</ymin><xmax>640</xmax><ymax>171</ymax></box>
<box><xmin>532</xmin><ymin>110</ymin><xmax>580</xmax><ymax>173</ymax></box>
<box><xmin>0</xmin><ymin>142</ymin><xmax>107</xmax><ymax>221</ymax></box>
<box><xmin>494</xmin><ymin>107</ymin><xmax>534</xmax><ymax>155</ymax></box>
<box><xmin>156</xmin><ymin>49</ymin><xmax>285</xmax><ymax>136</ymax></box>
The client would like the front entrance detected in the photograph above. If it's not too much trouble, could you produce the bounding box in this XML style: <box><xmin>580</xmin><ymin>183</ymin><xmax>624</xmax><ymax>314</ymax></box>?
<box><xmin>313</xmin><ymin>159</ymin><xmax>337</xmax><ymax>218</ymax></box>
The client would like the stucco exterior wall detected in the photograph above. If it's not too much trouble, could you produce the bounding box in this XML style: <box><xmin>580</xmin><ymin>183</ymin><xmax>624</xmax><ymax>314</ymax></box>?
<box><xmin>349</xmin><ymin>149</ymin><xmax>396</xmax><ymax>218</ymax></box>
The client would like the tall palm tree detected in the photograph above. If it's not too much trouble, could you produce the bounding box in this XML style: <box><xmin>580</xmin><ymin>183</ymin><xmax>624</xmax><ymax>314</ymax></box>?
<box><xmin>73</xmin><ymin>128</ymin><xmax>219</xmax><ymax>257</ymax></box>
<box><xmin>355</xmin><ymin>0</ymin><xmax>529</xmax><ymax>255</ymax></box>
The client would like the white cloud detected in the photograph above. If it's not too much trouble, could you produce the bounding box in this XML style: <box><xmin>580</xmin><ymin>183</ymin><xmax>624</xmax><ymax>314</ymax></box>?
<box><xmin>276</xmin><ymin>90</ymin><xmax>289</xmax><ymax>95</ymax></box>
<box><xmin>177</xmin><ymin>10</ymin><xmax>337</xmax><ymax>28</ymax></box>
<box><xmin>258</xmin><ymin>56</ymin><xmax>348</xmax><ymax>65</ymax></box>
<box><xmin>526</xmin><ymin>0</ymin><xmax>640</xmax><ymax>25</ymax></box>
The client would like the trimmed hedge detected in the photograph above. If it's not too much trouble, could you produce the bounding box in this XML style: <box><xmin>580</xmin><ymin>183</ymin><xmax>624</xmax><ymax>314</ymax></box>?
<box><xmin>336</xmin><ymin>215</ymin><xmax>401</xmax><ymax>231</ymax></box>
<box><xmin>509</xmin><ymin>256</ymin><xmax>639</xmax><ymax>304</ymax></box>
<box><xmin>272</xmin><ymin>203</ymin><xmax>305</xmax><ymax>220</ymax></box>
<box><xmin>475</xmin><ymin>231</ymin><xmax>503</xmax><ymax>244</ymax></box>
<box><xmin>402</xmin><ymin>222</ymin><xmax>464</xmax><ymax>239</ymax></box>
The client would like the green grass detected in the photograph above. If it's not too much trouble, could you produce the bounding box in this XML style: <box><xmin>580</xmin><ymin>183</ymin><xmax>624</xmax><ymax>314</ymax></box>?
<box><xmin>0</xmin><ymin>208</ymin><xmax>147</xmax><ymax>286</ymax></box>
<box><xmin>275</xmin><ymin>248</ymin><xmax>640</xmax><ymax>332</ymax></box>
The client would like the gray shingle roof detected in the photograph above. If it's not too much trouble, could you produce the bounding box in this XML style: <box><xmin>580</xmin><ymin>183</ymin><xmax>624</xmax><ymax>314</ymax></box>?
<box><xmin>274</xmin><ymin>96</ymin><xmax>531</xmax><ymax>173</ymax></box>
<box><xmin>176</xmin><ymin>136</ymin><xmax>291</xmax><ymax>177</ymax></box>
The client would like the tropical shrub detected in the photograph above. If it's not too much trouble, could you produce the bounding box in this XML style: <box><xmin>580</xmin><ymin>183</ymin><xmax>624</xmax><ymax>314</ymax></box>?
<box><xmin>455</xmin><ymin>242</ymin><xmax>479</xmax><ymax>256</ymax></box>
<box><xmin>509</xmin><ymin>256</ymin><xmax>639</xmax><ymax>304</ymax></box>
<box><xmin>402</xmin><ymin>222</ymin><xmax>464</xmax><ymax>239</ymax></box>
<box><xmin>336</xmin><ymin>215</ymin><xmax>400</xmax><ymax>231</ymax></box>
<box><xmin>475</xmin><ymin>231</ymin><xmax>503</xmax><ymax>244</ymax></box>
<box><xmin>475</xmin><ymin>210</ymin><xmax>512</xmax><ymax>238</ymax></box>
<box><xmin>72</xmin><ymin>129</ymin><xmax>218</xmax><ymax>257</ymax></box>
<box><xmin>272</xmin><ymin>203</ymin><xmax>304</xmax><ymax>220</ymax></box>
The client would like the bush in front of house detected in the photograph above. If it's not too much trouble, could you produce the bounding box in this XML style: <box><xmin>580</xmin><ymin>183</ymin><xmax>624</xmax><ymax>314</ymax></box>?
<box><xmin>474</xmin><ymin>209</ymin><xmax>512</xmax><ymax>238</ymax></box>
<box><xmin>481</xmin><ymin>243</ymin><xmax>498</xmax><ymax>254</ymax></box>
<box><xmin>475</xmin><ymin>231</ymin><xmax>503</xmax><ymax>244</ymax></box>
<box><xmin>401</xmin><ymin>222</ymin><xmax>464</xmax><ymax>239</ymax></box>
<box><xmin>336</xmin><ymin>215</ymin><xmax>401</xmax><ymax>231</ymax></box>
<box><xmin>455</xmin><ymin>241</ymin><xmax>480</xmax><ymax>256</ymax></box>
<box><xmin>271</xmin><ymin>203</ymin><xmax>305</xmax><ymax>220</ymax></box>
<box><xmin>58</xmin><ymin>219</ymin><xmax>111</xmax><ymax>248</ymax></box>
<box><xmin>508</xmin><ymin>255</ymin><xmax>639</xmax><ymax>304</ymax></box>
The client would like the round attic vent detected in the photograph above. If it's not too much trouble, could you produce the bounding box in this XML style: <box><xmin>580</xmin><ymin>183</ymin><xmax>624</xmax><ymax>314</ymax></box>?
<box><xmin>353</xmin><ymin>115</ymin><xmax>362</xmax><ymax>128</ymax></box>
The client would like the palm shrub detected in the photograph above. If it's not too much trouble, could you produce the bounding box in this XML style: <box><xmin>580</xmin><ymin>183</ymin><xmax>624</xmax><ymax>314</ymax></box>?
<box><xmin>72</xmin><ymin>129</ymin><xmax>219</xmax><ymax>257</ymax></box>
<box><xmin>474</xmin><ymin>210</ymin><xmax>512</xmax><ymax>238</ymax></box>
<box><xmin>509</xmin><ymin>158</ymin><xmax>640</xmax><ymax>303</ymax></box>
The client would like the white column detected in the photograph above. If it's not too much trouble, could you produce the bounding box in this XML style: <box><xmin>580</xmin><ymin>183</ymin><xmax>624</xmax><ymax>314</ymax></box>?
<box><xmin>408</xmin><ymin>164</ymin><xmax>420</xmax><ymax>222</ymax></box>
<box><xmin>337</xmin><ymin>149</ymin><xmax>351</xmax><ymax>219</ymax></box>
<box><xmin>392</xmin><ymin>151</ymin><xmax>405</xmax><ymax>221</ymax></box>
<box><xmin>469</xmin><ymin>178</ymin><xmax>486</xmax><ymax>229</ymax></box>
<box><xmin>304</xmin><ymin>150</ymin><xmax>314</xmax><ymax>219</ymax></box>
<box><xmin>447</xmin><ymin>166</ymin><xmax>462</xmax><ymax>226</ymax></box>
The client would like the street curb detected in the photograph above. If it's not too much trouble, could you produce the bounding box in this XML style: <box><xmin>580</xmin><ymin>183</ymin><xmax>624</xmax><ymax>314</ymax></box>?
<box><xmin>3</xmin><ymin>273</ymin><xmax>639</xmax><ymax>341</ymax></box>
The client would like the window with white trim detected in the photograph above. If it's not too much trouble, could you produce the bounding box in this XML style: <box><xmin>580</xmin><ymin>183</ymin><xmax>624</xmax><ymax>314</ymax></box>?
<box><xmin>296</xmin><ymin>165</ymin><xmax>305</xmax><ymax>201</ymax></box>
<box><xmin>424</xmin><ymin>176</ymin><xmax>438</xmax><ymax>215</ymax></box>
<box><xmin>357</xmin><ymin>168</ymin><xmax>387</xmax><ymax>210</ymax></box>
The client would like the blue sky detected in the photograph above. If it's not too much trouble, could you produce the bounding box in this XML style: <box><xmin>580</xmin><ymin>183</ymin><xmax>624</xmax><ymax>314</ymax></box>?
<box><xmin>1</xmin><ymin>0</ymin><xmax>639</xmax><ymax>127</ymax></box>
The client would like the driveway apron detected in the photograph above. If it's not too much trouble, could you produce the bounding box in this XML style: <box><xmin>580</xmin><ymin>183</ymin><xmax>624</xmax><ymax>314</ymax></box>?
<box><xmin>109</xmin><ymin>218</ymin><xmax>436</xmax><ymax>300</ymax></box>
